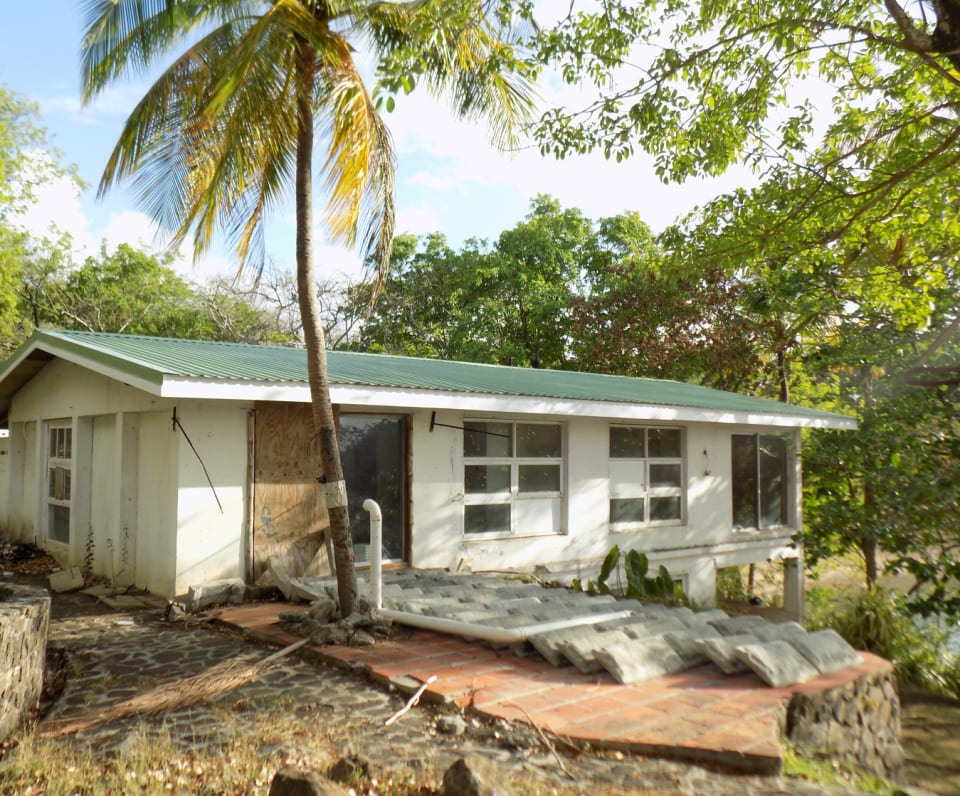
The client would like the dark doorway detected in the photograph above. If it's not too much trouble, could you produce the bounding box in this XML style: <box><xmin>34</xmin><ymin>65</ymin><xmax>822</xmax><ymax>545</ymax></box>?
<box><xmin>339</xmin><ymin>414</ymin><xmax>407</xmax><ymax>563</ymax></box>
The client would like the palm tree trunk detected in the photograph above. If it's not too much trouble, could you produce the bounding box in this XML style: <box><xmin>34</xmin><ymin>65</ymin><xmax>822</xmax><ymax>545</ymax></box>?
<box><xmin>294</xmin><ymin>36</ymin><xmax>358</xmax><ymax>617</ymax></box>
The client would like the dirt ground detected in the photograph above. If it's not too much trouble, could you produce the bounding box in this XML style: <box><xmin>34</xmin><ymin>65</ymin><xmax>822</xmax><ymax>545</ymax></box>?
<box><xmin>4</xmin><ymin>543</ymin><xmax>960</xmax><ymax>793</ymax></box>
<box><xmin>900</xmin><ymin>689</ymin><xmax>960</xmax><ymax>795</ymax></box>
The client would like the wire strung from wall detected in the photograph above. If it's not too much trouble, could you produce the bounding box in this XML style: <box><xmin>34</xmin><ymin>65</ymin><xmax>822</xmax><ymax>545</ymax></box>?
<box><xmin>429</xmin><ymin>411</ymin><xmax>511</xmax><ymax>438</ymax></box>
<box><xmin>171</xmin><ymin>408</ymin><xmax>224</xmax><ymax>514</ymax></box>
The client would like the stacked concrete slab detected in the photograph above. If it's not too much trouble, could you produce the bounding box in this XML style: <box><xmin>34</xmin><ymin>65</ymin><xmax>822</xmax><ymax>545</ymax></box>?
<box><xmin>296</xmin><ymin>570</ymin><xmax>862</xmax><ymax>688</ymax></box>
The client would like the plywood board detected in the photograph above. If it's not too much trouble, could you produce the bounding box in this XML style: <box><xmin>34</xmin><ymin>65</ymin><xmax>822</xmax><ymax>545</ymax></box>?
<box><xmin>252</xmin><ymin>402</ymin><xmax>332</xmax><ymax>580</ymax></box>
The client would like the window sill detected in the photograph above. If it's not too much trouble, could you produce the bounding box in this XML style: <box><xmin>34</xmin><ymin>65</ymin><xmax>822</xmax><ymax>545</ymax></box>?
<box><xmin>462</xmin><ymin>529</ymin><xmax>566</xmax><ymax>542</ymax></box>
<box><xmin>609</xmin><ymin>521</ymin><xmax>685</xmax><ymax>533</ymax></box>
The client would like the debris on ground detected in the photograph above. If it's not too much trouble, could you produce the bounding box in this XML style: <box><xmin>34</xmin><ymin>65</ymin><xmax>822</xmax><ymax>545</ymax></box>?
<box><xmin>0</xmin><ymin>540</ymin><xmax>59</xmax><ymax>577</ymax></box>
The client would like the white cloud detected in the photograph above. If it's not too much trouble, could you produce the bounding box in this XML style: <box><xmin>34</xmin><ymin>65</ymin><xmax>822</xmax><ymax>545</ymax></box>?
<box><xmin>395</xmin><ymin>204</ymin><xmax>445</xmax><ymax>238</ymax></box>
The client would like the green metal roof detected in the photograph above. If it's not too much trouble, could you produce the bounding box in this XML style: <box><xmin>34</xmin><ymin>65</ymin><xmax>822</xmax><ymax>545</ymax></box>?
<box><xmin>1</xmin><ymin>328</ymin><xmax>854</xmax><ymax>426</ymax></box>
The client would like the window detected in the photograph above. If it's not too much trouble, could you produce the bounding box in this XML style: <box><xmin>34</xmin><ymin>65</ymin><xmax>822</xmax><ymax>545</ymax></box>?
<box><xmin>47</xmin><ymin>423</ymin><xmax>72</xmax><ymax>544</ymax></box>
<box><xmin>608</xmin><ymin>426</ymin><xmax>684</xmax><ymax>528</ymax></box>
<box><xmin>463</xmin><ymin>421</ymin><xmax>563</xmax><ymax>536</ymax></box>
<box><xmin>732</xmin><ymin>433</ymin><xmax>789</xmax><ymax>529</ymax></box>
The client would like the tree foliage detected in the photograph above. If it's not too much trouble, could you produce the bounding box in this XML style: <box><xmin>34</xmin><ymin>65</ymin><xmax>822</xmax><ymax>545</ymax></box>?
<box><xmin>0</xmin><ymin>86</ymin><xmax>58</xmax><ymax>353</ymax></box>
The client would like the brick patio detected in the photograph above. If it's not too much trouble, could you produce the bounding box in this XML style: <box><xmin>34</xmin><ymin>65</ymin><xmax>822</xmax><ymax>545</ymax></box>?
<box><xmin>212</xmin><ymin>601</ymin><xmax>891</xmax><ymax>774</ymax></box>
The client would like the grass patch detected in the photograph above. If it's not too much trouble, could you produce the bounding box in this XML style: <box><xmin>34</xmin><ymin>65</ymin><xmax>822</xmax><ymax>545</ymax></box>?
<box><xmin>782</xmin><ymin>742</ymin><xmax>906</xmax><ymax>795</ymax></box>
<box><xmin>0</xmin><ymin>725</ymin><xmax>277</xmax><ymax>795</ymax></box>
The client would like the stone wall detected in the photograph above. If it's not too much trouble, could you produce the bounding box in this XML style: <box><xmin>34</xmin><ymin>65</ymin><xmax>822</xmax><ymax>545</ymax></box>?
<box><xmin>0</xmin><ymin>584</ymin><xmax>50</xmax><ymax>740</ymax></box>
<box><xmin>785</xmin><ymin>665</ymin><xmax>903</xmax><ymax>780</ymax></box>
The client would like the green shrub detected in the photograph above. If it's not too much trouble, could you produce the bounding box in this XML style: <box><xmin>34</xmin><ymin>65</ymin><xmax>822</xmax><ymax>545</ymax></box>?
<box><xmin>573</xmin><ymin>545</ymin><xmax>685</xmax><ymax>605</ymax></box>
<box><xmin>808</xmin><ymin>585</ymin><xmax>960</xmax><ymax>698</ymax></box>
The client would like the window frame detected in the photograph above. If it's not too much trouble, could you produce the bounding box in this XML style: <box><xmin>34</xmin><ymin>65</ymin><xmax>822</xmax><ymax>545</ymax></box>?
<box><xmin>462</xmin><ymin>419</ymin><xmax>565</xmax><ymax>538</ymax></box>
<box><xmin>46</xmin><ymin>421</ymin><xmax>73</xmax><ymax>546</ymax></box>
<box><xmin>607</xmin><ymin>425</ymin><xmax>686</xmax><ymax>531</ymax></box>
<box><xmin>731</xmin><ymin>432</ymin><xmax>791</xmax><ymax>531</ymax></box>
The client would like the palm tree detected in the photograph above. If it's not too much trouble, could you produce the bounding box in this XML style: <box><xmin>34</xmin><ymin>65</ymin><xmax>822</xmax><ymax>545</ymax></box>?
<box><xmin>81</xmin><ymin>0</ymin><xmax>536</xmax><ymax>614</ymax></box>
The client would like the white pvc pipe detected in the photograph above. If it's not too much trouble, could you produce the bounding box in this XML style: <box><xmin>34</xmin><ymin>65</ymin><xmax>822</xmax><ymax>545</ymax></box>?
<box><xmin>362</xmin><ymin>498</ymin><xmax>383</xmax><ymax>609</ymax></box>
<box><xmin>378</xmin><ymin>607</ymin><xmax>634</xmax><ymax>644</ymax></box>
<box><xmin>362</xmin><ymin>496</ymin><xmax>634</xmax><ymax>642</ymax></box>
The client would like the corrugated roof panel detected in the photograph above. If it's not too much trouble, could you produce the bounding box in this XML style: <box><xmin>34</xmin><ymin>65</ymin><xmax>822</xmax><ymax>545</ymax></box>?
<box><xmin>17</xmin><ymin>329</ymin><xmax>850</xmax><ymax>423</ymax></box>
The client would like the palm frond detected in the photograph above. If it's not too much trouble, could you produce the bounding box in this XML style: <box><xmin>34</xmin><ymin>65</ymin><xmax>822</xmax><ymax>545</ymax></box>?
<box><xmin>81</xmin><ymin>0</ymin><xmax>252</xmax><ymax>100</ymax></box>
<box><xmin>317</xmin><ymin>51</ymin><xmax>396</xmax><ymax>285</ymax></box>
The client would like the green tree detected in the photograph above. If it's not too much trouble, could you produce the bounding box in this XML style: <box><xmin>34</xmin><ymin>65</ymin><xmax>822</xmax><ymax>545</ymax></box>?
<box><xmin>569</xmin><ymin>211</ymin><xmax>767</xmax><ymax>390</ymax></box>
<box><xmin>0</xmin><ymin>86</ymin><xmax>72</xmax><ymax>355</ymax></box>
<box><xmin>82</xmin><ymin>0</ymin><xmax>535</xmax><ymax>614</ymax></box>
<box><xmin>525</xmin><ymin>1</ymin><xmax>960</xmax><ymax>378</ymax></box>
<box><xmin>354</xmin><ymin>196</ymin><xmax>592</xmax><ymax>368</ymax></box>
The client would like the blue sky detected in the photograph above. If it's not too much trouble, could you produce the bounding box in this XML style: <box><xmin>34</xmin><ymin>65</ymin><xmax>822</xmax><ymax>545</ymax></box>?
<box><xmin>1</xmin><ymin>3</ymin><xmax>753</xmax><ymax>284</ymax></box>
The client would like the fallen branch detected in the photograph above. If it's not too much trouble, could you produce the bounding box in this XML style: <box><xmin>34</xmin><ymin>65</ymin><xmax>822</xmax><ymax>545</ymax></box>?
<box><xmin>40</xmin><ymin>638</ymin><xmax>308</xmax><ymax>738</ymax></box>
<box><xmin>384</xmin><ymin>675</ymin><xmax>437</xmax><ymax>726</ymax></box>
<box><xmin>506</xmin><ymin>702</ymin><xmax>576</xmax><ymax>780</ymax></box>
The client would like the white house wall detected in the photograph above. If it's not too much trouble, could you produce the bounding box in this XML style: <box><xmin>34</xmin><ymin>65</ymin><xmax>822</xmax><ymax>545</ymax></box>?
<box><xmin>407</xmin><ymin>409</ymin><xmax>802</xmax><ymax>607</ymax></box>
<box><xmin>135</xmin><ymin>411</ymin><xmax>178</xmax><ymax>596</ymax></box>
<box><xmin>171</xmin><ymin>400</ymin><xmax>250</xmax><ymax>595</ymax></box>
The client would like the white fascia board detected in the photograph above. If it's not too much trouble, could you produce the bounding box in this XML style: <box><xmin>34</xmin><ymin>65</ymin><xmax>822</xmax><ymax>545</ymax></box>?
<box><xmin>160</xmin><ymin>377</ymin><xmax>857</xmax><ymax>430</ymax></box>
<box><xmin>15</xmin><ymin>343</ymin><xmax>164</xmax><ymax>397</ymax></box>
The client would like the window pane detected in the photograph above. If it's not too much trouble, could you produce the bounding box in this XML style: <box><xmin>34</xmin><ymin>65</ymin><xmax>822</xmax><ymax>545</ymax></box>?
<box><xmin>465</xmin><ymin>464</ymin><xmax>511</xmax><ymax>494</ymax></box>
<box><xmin>49</xmin><ymin>505</ymin><xmax>70</xmax><ymax>543</ymax></box>
<box><xmin>610</xmin><ymin>427</ymin><xmax>645</xmax><ymax>458</ymax></box>
<box><xmin>516</xmin><ymin>424</ymin><xmax>561</xmax><ymax>458</ymax></box>
<box><xmin>732</xmin><ymin>434</ymin><xmax>758</xmax><ymax>528</ymax></box>
<box><xmin>464</xmin><ymin>504</ymin><xmax>511</xmax><ymax>534</ymax></box>
<box><xmin>650</xmin><ymin>496</ymin><xmax>682</xmax><ymax>521</ymax></box>
<box><xmin>63</xmin><ymin>428</ymin><xmax>72</xmax><ymax>458</ymax></box>
<box><xmin>650</xmin><ymin>463</ymin><xmax>682</xmax><ymax>488</ymax></box>
<box><xmin>610</xmin><ymin>498</ymin><xmax>645</xmax><ymax>524</ymax></box>
<box><xmin>49</xmin><ymin>431</ymin><xmax>57</xmax><ymax>458</ymax></box>
<box><xmin>648</xmin><ymin>428</ymin><xmax>682</xmax><ymax>458</ymax></box>
<box><xmin>463</xmin><ymin>422</ymin><xmax>512</xmax><ymax>457</ymax></box>
<box><xmin>49</xmin><ymin>467</ymin><xmax>69</xmax><ymax>501</ymax></box>
<box><xmin>759</xmin><ymin>435</ymin><xmax>788</xmax><ymax>528</ymax></box>
<box><xmin>519</xmin><ymin>464</ymin><xmax>560</xmax><ymax>493</ymax></box>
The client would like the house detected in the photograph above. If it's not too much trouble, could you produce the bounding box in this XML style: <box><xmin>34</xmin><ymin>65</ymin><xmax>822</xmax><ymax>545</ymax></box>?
<box><xmin>0</xmin><ymin>329</ymin><xmax>855</xmax><ymax>608</ymax></box>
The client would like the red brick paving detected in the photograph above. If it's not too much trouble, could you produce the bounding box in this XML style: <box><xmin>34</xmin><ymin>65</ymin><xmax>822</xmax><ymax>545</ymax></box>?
<box><xmin>212</xmin><ymin>601</ymin><xmax>892</xmax><ymax>774</ymax></box>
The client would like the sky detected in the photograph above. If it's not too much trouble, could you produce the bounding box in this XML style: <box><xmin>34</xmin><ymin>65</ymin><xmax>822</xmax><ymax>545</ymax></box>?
<box><xmin>1</xmin><ymin>3</ymin><xmax>756</xmax><ymax>285</ymax></box>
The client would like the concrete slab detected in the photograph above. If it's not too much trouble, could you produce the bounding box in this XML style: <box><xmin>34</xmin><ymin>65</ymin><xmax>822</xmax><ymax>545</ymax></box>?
<box><xmin>735</xmin><ymin>640</ymin><xmax>820</xmax><ymax>687</ymax></box>
<box><xmin>186</xmin><ymin>578</ymin><xmax>246</xmax><ymax>612</ymax></box>
<box><xmin>753</xmin><ymin>621</ymin><xmax>807</xmax><ymax>642</ymax></box>
<box><xmin>790</xmin><ymin>629</ymin><xmax>863</xmax><ymax>674</ymax></box>
<box><xmin>620</xmin><ymin>615</ymin><xmax>688</xmax><ymax>639</ymax></box>
<box><xmin>696</xmin><ymin>633</ymin><xmax>759</xmax><ymax>674</ymax></box>
<box><xmin>49</xmin><ymin>567</ymin><xmax>84</xmax><ymax>593</ymax></box>
<box><xmin>557</xmin><ymin>629</ymin><xmax>633</xmax><ymax>673</ymax></box>
<box><xmin>594</xmin><ymin>634</ymin><xmax>689</xmax><ymax>684</ymax></box>
<box><xmin>708</xmin><ymin>614</ymin><xmax>770</xmax><ymax>636</ymax></box>
<box><xmin>663</xmin><ymin>626</ymin><xmax>722</xmax><ymax>667</ymax></box>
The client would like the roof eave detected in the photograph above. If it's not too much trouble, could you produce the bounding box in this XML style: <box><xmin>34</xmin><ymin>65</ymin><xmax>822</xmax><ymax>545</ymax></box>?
<box><xmin>159</xmin><ymin>377</ymin><xmax>857</xmax><ymax>429</ymax></box>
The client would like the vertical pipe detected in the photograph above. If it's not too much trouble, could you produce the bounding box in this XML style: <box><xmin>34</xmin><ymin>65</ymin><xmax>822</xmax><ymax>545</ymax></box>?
<box><xmin>363</xmin><ymin>499</ymin><xmax>383</xmax><ymax>609</ymax></box>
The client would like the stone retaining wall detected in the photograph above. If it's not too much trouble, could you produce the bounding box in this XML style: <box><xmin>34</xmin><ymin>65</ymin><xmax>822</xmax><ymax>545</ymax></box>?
<box><xmin>785</xmin><ymin>665</ymin><xmax>903</xmax><ymax>780</ymax></box>
<box><xmin>0</xmin><ymin>584</ymin><xmax>50</xmax><ymax>740</ymax></box>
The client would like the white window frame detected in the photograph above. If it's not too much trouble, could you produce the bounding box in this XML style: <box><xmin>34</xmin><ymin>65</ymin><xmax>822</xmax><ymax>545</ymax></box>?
<box><xmin>462</xmin><ymin>419</ymin><xmax>565</xmax><ymax>538</ymax></box>
<box><xmin>46</xmin><ymin>421</ymin><xmax>73</xmax><ymax>546</ymax></box>
<box><xmin>608</xmin><ymin>425</ymin><xmax>685</xmax><ymax>531</ymax></box>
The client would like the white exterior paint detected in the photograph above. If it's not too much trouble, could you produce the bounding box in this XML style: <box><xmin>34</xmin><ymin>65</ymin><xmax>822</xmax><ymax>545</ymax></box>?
<box><xmin>3</xmin><ymin>359</ymin><xmax>253</xmax><ymax>596</ymax></box>
<box><xmin>3</xmin><ymin>351</ymin><xmax>822</xmax><ymax>604</ymax></box>
<box><xmin>405</xmin><ymin>409</ymin><xmax>802</xmax><ymax>607</ymax></box>
<box><xmin>171</xmin><ymin>400</ymin><xmax>249</xmax><ymax>594</ymax></box>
